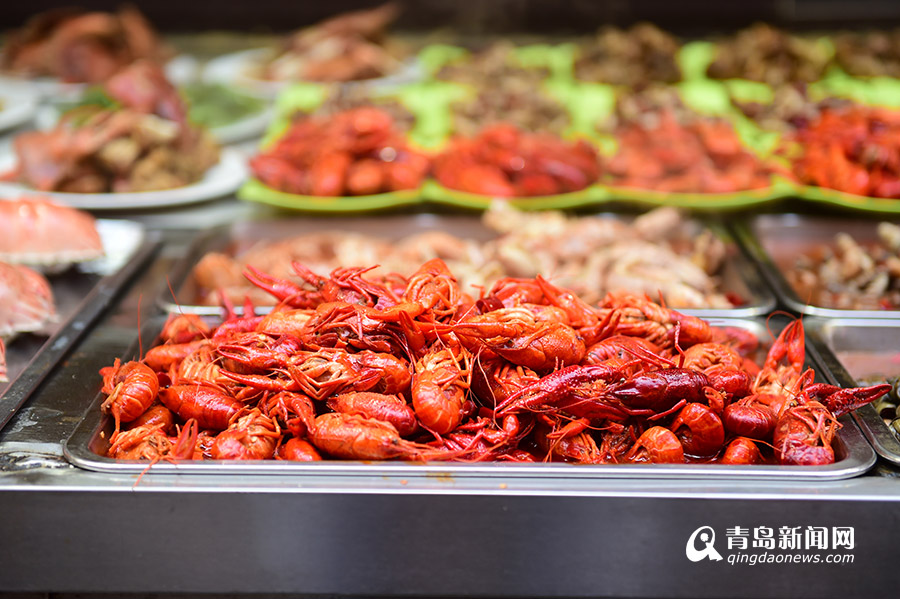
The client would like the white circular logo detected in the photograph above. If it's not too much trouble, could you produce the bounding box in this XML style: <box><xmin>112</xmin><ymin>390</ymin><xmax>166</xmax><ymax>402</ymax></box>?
<box><xmin>686</xmin><ymin>526</ymin><xmax>724</xmax><ymax>562</ymax></box>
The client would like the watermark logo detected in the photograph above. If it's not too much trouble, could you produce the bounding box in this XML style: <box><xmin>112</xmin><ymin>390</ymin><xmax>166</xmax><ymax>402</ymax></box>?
<box><xmin>686</xmin><ymin>526</ymin><xmax>724</xmax><ymax>562</ymax></box>
<box><xmin>686</xmin><ymin>526</ymin><xmax>856</xmax><ymax>566</ymax></box>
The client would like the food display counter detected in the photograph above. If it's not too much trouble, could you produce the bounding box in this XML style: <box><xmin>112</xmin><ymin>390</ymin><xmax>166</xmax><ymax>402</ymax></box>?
<box><xmin>3</xmin><ymin>5</ymin><xmax>900</xmax><ymax>597</ymax></box>
<box><xmin>1</xmin><ymin>199</ymin><xmax>899</xmax><ymax>598</ymax></box>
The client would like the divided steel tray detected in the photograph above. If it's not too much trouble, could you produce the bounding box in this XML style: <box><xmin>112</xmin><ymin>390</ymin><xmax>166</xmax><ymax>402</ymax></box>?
<box><xmin>158</xmin><ymin>213</ymin><xmax>776</xmax><ymax>319</ymax></box>
<box><xmin>807</xmin><ymin>317</ymin><xmax>900</xmax><ymax>466</ymax></box>
<box><xmin>64</xmin><ymin>316</ymin><xmax>876</xmax><ymax>480</ymax></box>
<box><xmin>0</xmin><ymin>221</ymin><xmax>160</xmax><ymax>431</ymax></box>
<box><xmin>734</xmin><ymin>213</ymin><xmax>900</xmax><ymax>318</ymax></box>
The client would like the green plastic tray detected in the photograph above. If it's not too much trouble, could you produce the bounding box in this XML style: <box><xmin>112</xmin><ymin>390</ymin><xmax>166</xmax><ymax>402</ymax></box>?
<box><xmin>423</xmin><ymin>180</ymin><xmax>608</xmax><ymax>211</ymax></box>
<box><xmin>600</xmin><ymin>177</ymin><xmax>796</xmax><ymax>210</ymax></box>
<box><xmin>238</xmin><ymin>178</ymin><xmax>424</xmax><ymax>212</ymax></box>
<box><xmin>799</xmin><ymin>184</ymin><xmax>900</xmax><ymax>213</ymax></box>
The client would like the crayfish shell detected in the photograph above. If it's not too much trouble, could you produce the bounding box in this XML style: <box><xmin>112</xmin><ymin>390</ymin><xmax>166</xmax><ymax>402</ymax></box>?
<box><xmin>0</xmin><ymin>198</ymin><xmax>104</xmax><ymax>272</ymax></box>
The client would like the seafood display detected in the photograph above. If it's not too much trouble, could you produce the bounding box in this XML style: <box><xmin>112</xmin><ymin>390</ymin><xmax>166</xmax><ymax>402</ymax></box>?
<box><xmin>1</xmin><ymin>62</ymin><xmax>219</xmax><ymax>193</ymax></box>
<box><xmin>574</xmin><ymin>24</ymin><xmax>682</xmax><ymax>85</ymax></box>
<box><xmin>433</xmin><ymin>124</ymin><xmax>599</xmax><ymax>196</ymax></box>
<box><xmin>834</xmin><ymin>29</ymin><xmax>900</xmax><ymax>78</ymax></box>
<box><xmin>606</xmin><ymin>106</ymin><xmax>780</xmax><ymax>193</ymax></box>
<box><xmin>247</xmin><ymin>2</ymin><xmax>405</xmax><ymax>83</ymax></box>
<box><xmin>790</xmin><ymin>106</ymin><xmax>900</xmax><ymax>198</ymax></box>
<box><xmin>706</xmin><ymin>24</ymin><xmax>831</xmax><ymax>86</ymax></box>
<box><xmin>189</xmin><ymin>206</ymin><xmax>737</xmax><ymax>309</ymax></box>
<box><xmin>787</xmin><ymin>222</ymin><xmax>900</xmax><ymax>310</ymax></box>
<box><xmin>0</xmin><ymin>262</ymin><xmax>56</xmax><ymax>338</ymax></box>
<box><xmin>249</xmin><ymin>107</ymin><xmax>428</xmax><ymax>196</ymax></box>
<box><xmin>97</xmin><ymin>258</ymin><xmax>887</xmax><ymax>466</ymax></box>
<box><xmin>0</xmin><ymin>198</ymin><xmax>103</xmax><ymax>268</ymax></box>
<box><xmin>0</xmin><ymin>5</ymin><xmax>170</xmax><ymax>84</ymax></box>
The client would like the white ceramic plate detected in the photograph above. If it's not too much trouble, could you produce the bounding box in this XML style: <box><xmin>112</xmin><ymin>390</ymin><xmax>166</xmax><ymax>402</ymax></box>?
<box><xmin>0</xmin><ymin>147</ymin><xmax>247</xmax><ymax>210</ymax></box>
<box><xmin>0</xmin><ymin>55</ymin><xmax>199</xmax><ymax>103</ymax></box>
<box><xmin>203</xmin><ymin>48</ymin><xmax>422</xmax><ymax>98</ymax></box>
<box><xmin>0</xmin><ymin>85</ymin><xmax>38</xmax><ymax>133</ymax></box>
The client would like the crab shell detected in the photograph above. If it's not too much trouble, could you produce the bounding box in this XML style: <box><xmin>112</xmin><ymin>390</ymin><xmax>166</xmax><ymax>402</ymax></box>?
<box><xmin>0</xmin><ymin>198</ymin><xmax>104</xmax><ymax>270</ymax></box>
<box><xmin>0</xmin><ymin>261</ymin><xmax>57</xmax><ymax>338</ymax></box>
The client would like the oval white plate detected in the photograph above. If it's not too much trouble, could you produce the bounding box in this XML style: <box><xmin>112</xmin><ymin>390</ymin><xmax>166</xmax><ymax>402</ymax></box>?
<box><xmin>0</xmin><ymin>85</ymin><xmax>38</xmax><ymax>133</ymax></box>
<box><xmin>203</xmin><ymin>48</ymin><xmax>422</xmax><ymax>98</ymax></box>
<box><xmin>0</xmin><ymin>55</ymin><xmax>199</xmax><ymax>103</ymax></box>
<box><xmin>0</xmin><ymin>147</ymin><xmax>247</xmax><ymax>210</ymax></box>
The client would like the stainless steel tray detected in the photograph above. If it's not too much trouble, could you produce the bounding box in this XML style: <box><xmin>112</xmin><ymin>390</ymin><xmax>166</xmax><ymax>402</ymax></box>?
<box><xmin>0</xmin><ymin>220</ymin><xmax>160</xmax><ymax>431</ymax></box>
<box><xmin>158</xmin><ymin>213</ymin><xmax>776</xmax><ymax>318</ymax></box>
<box><xmin>64</xmin><ymin>316</ymin><xmax>875</xmax><ymax>480</ymax></box>
<box><xmin>806</xmin><ymin>317</ymin><xmax>900</xmax><ymax>466</ymax></box>
<box><xmin>733</xmin><ymin>213</ymin><xmax>900</xmax><ymax>318</ymax></box>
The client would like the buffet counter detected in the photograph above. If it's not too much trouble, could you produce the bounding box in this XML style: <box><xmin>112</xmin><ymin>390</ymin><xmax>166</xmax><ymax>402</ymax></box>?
<box><xmin>1</xmin><ymin>199</ymin><xmax>899</xmax><ymax>599</ymax></box>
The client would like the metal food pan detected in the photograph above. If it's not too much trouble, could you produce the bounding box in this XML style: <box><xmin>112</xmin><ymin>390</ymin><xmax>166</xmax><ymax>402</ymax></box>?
<box><xmin>64</xmin><ymin>316</ymin><xmax>875</xmax><ymax>480</ymax></box>
<box><xmin>806</xmin><ymin>317</ymin><xmax>900</xmax><ymax>466</ymax></box>
<box><xmin>0</xmin><ymin>221</ymin><xmax>160</xmax><ymax>431</ymax></box>
<box><xmin>733</xmin><ymin>213</ymin><xmax>899</xmax><ymax>318</ymax></box>
<box><xmin>158</xmin><ymin>213</ymin><xmax>776</xmax><ymax>318</ymax></box>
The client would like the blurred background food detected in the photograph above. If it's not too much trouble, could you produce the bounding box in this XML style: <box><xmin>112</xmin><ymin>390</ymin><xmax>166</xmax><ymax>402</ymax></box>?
<box><xmin>0</xmin><ymin>5</ymin><xmax>170</xmax><ymax>83</ymax></box>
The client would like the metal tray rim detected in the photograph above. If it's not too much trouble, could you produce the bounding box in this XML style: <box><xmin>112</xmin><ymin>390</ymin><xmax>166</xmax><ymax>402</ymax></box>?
<box><xmin>63</xmin><ymin>412</ymin><xmax>872</xmax><ymax>481</ymax></box>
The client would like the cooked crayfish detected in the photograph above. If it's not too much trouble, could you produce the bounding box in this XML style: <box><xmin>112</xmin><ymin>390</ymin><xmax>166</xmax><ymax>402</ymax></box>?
<box><xmin>98</xmin><ymin>259</ymin><xmax>890</xmax><ymax>468</ymax></box>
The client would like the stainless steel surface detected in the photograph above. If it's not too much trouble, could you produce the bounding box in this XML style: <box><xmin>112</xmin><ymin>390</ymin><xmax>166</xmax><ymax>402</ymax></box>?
<box><xmin>63</xmin><ymin>315</ymin><xmax>875</xmax><ymax>480</ymax></box>
<box><xmin>0</xmin><ymin>223</ymin><xmax>160</xmax><ymax>431</ymax></box>
<box><xmin>734</xmin><ymin>213</ymin><xmax>900</xmax><ymax>318</ymax></box>
<box><xmin>159</xmin><ymin>212</ymin><xmax>776</xmax><ymax>318</ymax></box>
<box><xmin>807</xmin><ymin>317</ymin><xmax>900</xmax><ymax>466</ymax></box>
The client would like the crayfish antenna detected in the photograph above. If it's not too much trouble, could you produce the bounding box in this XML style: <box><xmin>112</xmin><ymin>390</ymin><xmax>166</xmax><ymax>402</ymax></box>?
<box><xmin>165</xmin><ymin>275</ymin><xmax>184</xmax><ymax>317</ymax></box>
<box><xmin>620</xmin><ymin>344</ymin><xmax>675</xmax><ymax>370</ymax></box>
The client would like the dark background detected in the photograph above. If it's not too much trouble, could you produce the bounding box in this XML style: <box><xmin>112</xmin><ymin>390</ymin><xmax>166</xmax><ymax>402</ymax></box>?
<box><xmin>1</xmin><ymin>0</ymin><xmax>900</xmax><ymax>34</ymax></box>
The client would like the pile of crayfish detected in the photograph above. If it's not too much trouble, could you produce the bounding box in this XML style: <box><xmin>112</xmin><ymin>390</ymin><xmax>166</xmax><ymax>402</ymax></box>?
<box><xmin>249</xmin><ymin>107</ymin><xmax>429</xmax><ymax>196</ymax></box>
<box><xmin>98</xmin><ymin>258</ymin><xmax>888</xmax><ymax>466</ymax></box>
<box><xmin>432</xmin><ymin>124</ymin><xmax>600</xmax><ymax>197</ymax></box>
<box><xmin>790</xmin><ymin>106</ymin><xmax>900</xmax><ymax>198</ymax></box>
<box><xmin>607</xmin><ymin>109</ymin><xmax>782</xmax><ymax>194</ymax></box>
